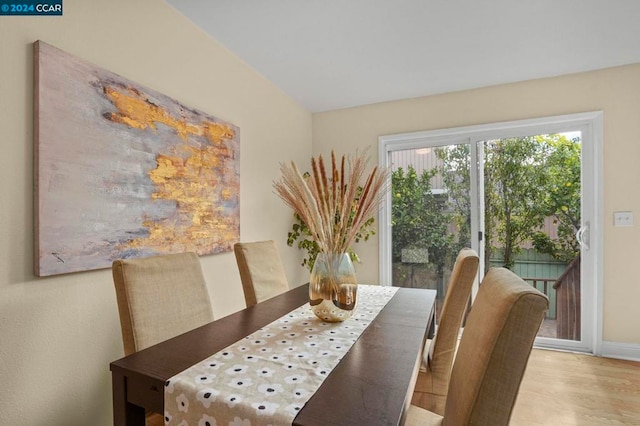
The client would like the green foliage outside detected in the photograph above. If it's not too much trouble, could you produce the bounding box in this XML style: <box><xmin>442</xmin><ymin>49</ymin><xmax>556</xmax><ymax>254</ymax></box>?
<box><xmin>530</xmin><ymin>135</ymin><xmax>582</xmax><ymax>263</ymax></box>
<box><xmin>432</xmin><ymin>134</ymin><xmax>581</xmax><ymax>272</ymax></box>
<box><xmin>391</xmin><ymin>166</ymin><xmax>454</xmax><ymax>278</ymax></box>
<box><xmin>483</xmin><ymin>137</ymin><xmax>553</xmax><ymax>269</ymax></box>
<box><xmin>436</xmin><ymin>144</ymin><xmax>472</xmax><ymax>255</ymax></box>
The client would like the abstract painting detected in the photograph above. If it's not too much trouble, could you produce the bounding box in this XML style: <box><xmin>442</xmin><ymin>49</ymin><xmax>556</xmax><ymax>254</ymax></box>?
<box><xmin>34</xmin><ymin>41</ymin><xmax>240</xmax><ymax>276</ymax></box>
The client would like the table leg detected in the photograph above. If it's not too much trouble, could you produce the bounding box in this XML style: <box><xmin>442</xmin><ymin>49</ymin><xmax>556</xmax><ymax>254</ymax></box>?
<box><xmin>112</xmin><ymin>371</ymin><xmax>146</xmax><ymax>425</ymax></box>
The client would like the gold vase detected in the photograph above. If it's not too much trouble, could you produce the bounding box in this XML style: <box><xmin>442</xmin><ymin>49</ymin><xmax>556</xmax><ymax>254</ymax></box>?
<box><xmin>309</xmin><ymin>252</ymin><xmax>358</xmax><ymax>322</ymax></box>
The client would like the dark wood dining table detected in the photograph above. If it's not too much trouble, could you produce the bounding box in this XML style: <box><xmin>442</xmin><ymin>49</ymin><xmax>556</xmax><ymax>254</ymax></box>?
<box><xmin>110</xmin><ymin>284</ymin><xmax>436</xmax><ymax>426</ymax></box>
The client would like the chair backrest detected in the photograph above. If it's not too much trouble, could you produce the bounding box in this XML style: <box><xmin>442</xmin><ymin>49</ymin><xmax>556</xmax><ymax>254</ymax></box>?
<box><xmin>234</xmin><ymin>240</ymin><xmax>289</xmax><ymax>307</ymax></box>
<box><xmin>112</xmin><ymin>252</ymin><xmax>214</xmax><ymax>356</ymax></box>
<box><xmin>443</xmin><ymin>267</ymin><xmax>549</xmax><ymax>425</ymax></box>
<box><xmin>426</xmin><ymin>248</ymin><xmax>479</xmax><ymax>394</ymax></box>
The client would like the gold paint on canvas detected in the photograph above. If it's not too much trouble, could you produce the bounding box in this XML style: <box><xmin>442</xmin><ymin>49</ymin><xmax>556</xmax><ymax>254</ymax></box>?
<box><xmin>103</xmin><ymin>86</ymin><xmax>234</xmax><ymax>144</ymax></box>
<box><xmin>104</xmin><ymin>84</ymin><xmax>239</xmax><ymax>254</ymax></box>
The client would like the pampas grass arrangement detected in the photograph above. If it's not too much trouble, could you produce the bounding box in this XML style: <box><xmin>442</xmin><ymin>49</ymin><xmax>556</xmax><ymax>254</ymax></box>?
<box><xmin>274</xmin><ymin>150</ymin><xmax>389</xmax><ymax>258</ymax></box>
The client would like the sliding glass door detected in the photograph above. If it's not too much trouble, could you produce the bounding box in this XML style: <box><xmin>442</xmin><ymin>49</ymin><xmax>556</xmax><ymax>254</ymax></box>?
<box><xmin>378</xmin><ymin>112</ymin><xmax>602</xmax><ymax>353</ymax></box>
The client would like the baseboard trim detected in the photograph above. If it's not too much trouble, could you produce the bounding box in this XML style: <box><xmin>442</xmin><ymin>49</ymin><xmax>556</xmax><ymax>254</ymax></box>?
<box><xmin>600</xmin><ymin>341</ymin><xmax>640</xmax><ymax>362</ymax></box>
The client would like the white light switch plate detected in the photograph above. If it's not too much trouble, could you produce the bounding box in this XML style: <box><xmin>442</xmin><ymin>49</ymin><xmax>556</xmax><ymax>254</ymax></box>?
<box><xmin>614</xmin><ymin>211</ymin><xmax>633</xmax><ymax>227</ymax></box>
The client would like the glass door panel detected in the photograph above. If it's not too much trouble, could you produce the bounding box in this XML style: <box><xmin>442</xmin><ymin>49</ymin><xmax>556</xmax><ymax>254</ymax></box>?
<box><xmin>390</xmin><ymin>144</ymin><xmax>472</xmax><ymax>323</ymax></box>
<box><xmin>479</xmin><ymin>132</ymin><xmax>582</xmax><ymax>341</ymax></box>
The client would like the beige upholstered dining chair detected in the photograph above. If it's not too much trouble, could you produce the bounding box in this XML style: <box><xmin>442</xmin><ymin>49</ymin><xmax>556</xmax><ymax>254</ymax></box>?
<box><xmin>112</xmin><ymin>252</ymin><xmax>214</xmax><ymax>356</ymax></box>
<box><xmin>412</xmin><ymin>248</ymin><xmax>479</xmax><ymax>414</ymax></box>
<box><xmin>405</xmin><ymin>267</ymin><xmax>549</xmax><ymax>426</ymax></box>
<box><xmin>234</xmin><ymin>240</ymin><xmax>289</xmax><ymax>307</ymax></box>
<box><xmin>112</xmin><ymin>252</ymin><xmax>214</xmax><ymax>425</ymax></box>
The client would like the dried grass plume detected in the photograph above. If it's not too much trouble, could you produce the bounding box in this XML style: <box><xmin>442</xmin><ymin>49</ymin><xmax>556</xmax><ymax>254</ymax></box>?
<box><xmin>274</xmin><ymin>150</ymin><xmax>390</xmax><ymax>256</ymax></box>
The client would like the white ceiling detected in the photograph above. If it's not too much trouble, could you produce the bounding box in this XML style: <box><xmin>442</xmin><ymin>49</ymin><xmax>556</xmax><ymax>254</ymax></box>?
<box><xmin>166</xmin><ymin>0</ymin><xmax>640</xmax><ymax>113</ymax></box>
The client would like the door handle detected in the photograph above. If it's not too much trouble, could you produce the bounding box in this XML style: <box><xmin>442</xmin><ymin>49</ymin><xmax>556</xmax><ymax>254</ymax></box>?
<box><xmin>576</xmin><ymin>222</ymin><xmax>590</xmax><ymax>251</ymax></box>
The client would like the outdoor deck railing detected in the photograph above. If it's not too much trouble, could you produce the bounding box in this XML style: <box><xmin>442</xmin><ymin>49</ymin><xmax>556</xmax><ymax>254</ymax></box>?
<box><xmin>521</xmin><ymin>277</ymin><xmax>557</xmax><ymax>320</ymax></box>
<box><xmin>521</xmin><ymin>254</ymin><xmax>581</xmax><ymax>339</ymax></box>
<box><xmin>553</xmin><ymin>254</ymin><xmax>581</xmax><ymax>340</ymax></box>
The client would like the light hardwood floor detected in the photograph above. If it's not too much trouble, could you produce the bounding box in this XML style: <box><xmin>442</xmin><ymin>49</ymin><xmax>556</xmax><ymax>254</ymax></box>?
<box><xmin>511</xmin><ymin>349</ymin><xmax>640</xmax><ymax>425</ymax></box>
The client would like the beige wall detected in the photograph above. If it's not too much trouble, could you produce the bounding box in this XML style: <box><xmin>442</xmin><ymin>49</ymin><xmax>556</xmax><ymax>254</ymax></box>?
<box><xmin>0</xmin><ymin>0</ymin><xmax>311</xmax><ymax>424</ymax></box>
<box><xmin>313</xmin><ymin>64</ymin><xmax>640</xmax><ymax>346</ymax></box>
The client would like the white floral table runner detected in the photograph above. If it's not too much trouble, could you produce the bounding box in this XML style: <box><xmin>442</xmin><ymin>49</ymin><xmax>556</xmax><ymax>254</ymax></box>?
<box><xmin>164</xmin><ymin>284</ymin><xmax>399</xmax><ymax>426</ymax></box>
